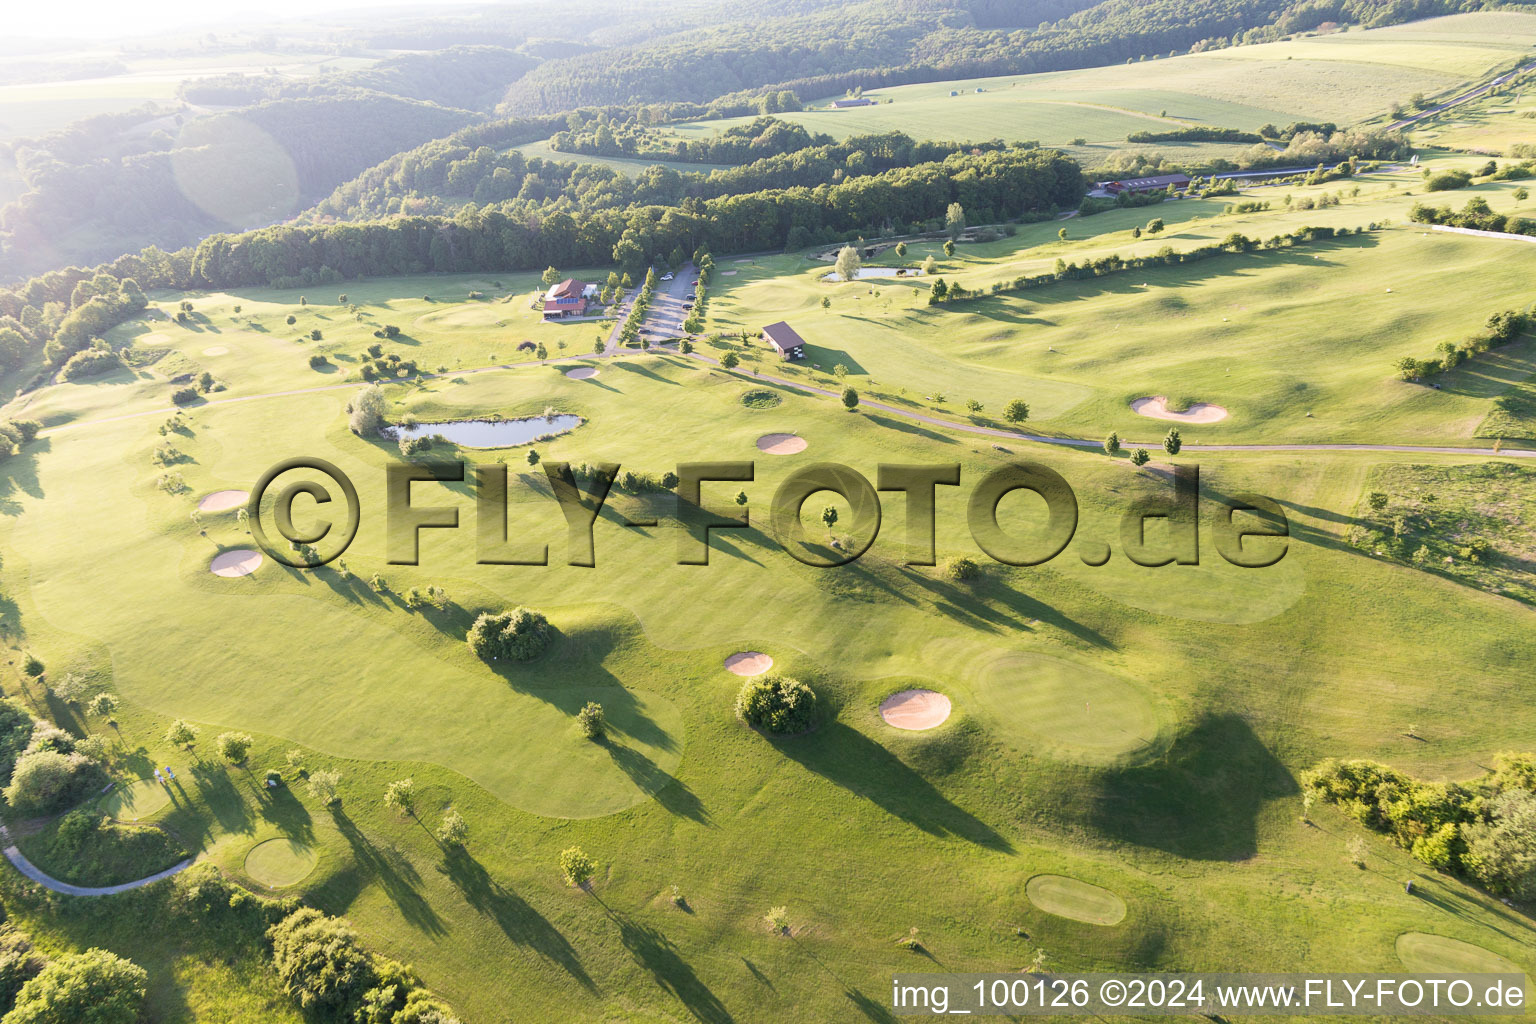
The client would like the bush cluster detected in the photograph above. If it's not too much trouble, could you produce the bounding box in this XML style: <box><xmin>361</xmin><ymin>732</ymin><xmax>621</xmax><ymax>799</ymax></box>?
<box><xmin>1395</xmin><ymin>309</ymin><xmax>1529</xmax><ymax>381</ymax></box>
<box><xmin>1305</xmin><ymin>753</ymin><xmax>1536</xmax><ymax>898</ymax></box>
<box><xmin>931</xmin><ymin>226</ymin><xmax>1364</xmax><ymax>305</ymax></box>
<box><xmin>466</xmin><ymin>607</ymin><xmax>551</xmax><ymax>662</ymax></box>
<box><xmin>736</xmin><ymin>674</ymin><xmax>817</xmax><ymax>734</ymax></box>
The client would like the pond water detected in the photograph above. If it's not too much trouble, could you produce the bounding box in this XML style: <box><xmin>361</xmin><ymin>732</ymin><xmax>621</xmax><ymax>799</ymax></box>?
<box><xmin>387</xmin><ymin>414</ymin><xmax>582</xmax><ymax>448</ymax></box>
<box><xmin>821</xmin><ymin>267</ymin><xmax>926</xmax><ymax>281</ymax></box>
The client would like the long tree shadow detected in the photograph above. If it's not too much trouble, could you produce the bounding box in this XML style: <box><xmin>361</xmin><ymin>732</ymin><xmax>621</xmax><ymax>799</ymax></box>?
<box><xmin>331</xmin><ymin>807</ymin><xmax>444</xmax><ymax>936</ymax></box>
<box><xmin>772</xmin><ymin>721</ymin><xmax>1012</xmax><ymax>853</ymax></box>
<box><xmin>601</xmin><ymin>739</ymin><xmax>709</xmax><ymax>825</ymax></box>
<box><xmin>437</xmin><ymin>845</ymin><xmax>595</xmax><ymax>990</ymax></box>
<box><xmin>251</xmin><ymin>778</ymin><xmax>314</xmax><ymax>842</ymax></box>
<box><xmin>1081</xmin><ymin>712</ymin><xmax>1296</xmax><ymax>860</ymax></box>
<box><xmin>185</xmin><ymin>759</ymin><xmax>253</xmax><ymax>836</ymax></box>
<box><xmin>604</xmin><ymin>905</ymin><xmax>733</xmax><ymax>1024</ymax></box>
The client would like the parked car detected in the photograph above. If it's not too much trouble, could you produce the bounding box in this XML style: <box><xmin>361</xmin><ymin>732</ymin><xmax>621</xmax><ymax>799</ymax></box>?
<box><xmin>661</xmin><ymin>273</ymin><xmax>674</xmax><ymax>281</ymax></box>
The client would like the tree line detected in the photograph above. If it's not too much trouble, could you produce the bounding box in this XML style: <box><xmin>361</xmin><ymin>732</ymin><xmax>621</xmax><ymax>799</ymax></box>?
<box><xmin>929</xmin><ymin>223</ymin><xmax>1369</xmax><ymax>304</ymax></box>
<box><xmin>0</xmin><ymin>147</ymin><xmax>1082</xmax><ymax>376</ymax></box>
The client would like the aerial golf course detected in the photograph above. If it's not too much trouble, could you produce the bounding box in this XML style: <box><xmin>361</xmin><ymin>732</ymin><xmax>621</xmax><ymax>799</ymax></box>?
<box><xmin>0</xmin><ymin>10</ymin><xmax>1534</xmax><ymax>1022</ymax></box>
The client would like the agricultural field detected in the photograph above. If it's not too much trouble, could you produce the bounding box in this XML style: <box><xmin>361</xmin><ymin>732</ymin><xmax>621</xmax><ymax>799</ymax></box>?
<box><xmin>666</xmin><ymin>12</ymin><xmax>1536</xmax><ymax>150</ymax></box>
<box><xmin>2</xmin><ymin>4</ymin><xmax>1536</xmax><ymax>1023</ymax></box>
<box><xmin>1403</xmin><ymin>71</ymin><xmax>1536</xmax><ymax>154</ymax></box>
<box><xmin>0</xmin><ymin>50</ymin><xmax>376</xmax><ymax>142</ymax></box>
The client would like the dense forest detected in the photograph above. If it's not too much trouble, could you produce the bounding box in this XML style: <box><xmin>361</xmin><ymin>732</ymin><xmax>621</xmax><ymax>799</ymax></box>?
<box><xmin>311</xmin><ymin>116</ymin><xmax>1019</xmax><ymax>221</ymax></box>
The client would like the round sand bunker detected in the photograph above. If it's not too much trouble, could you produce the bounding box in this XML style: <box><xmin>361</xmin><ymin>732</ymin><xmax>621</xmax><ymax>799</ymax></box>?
<box><xmin>210</xmin><ymin>549</ymin><xmax>263</xmax><ymax>577</ymax></box>
<box><xmin>725</xmin><ymin>652</ymin><xmax>773</xmax><ymax>676</ymax></box>
<box><xmin>756</xmin><ymin>433</ymin><xmax>807</xmax><ymax>455</ymax></box>
<box><xmin>1131</xmin><ymin>396</ymin><xmax>1228</xmax><ymax>424</ymax></box>
<box><xmin>198</xmin><ymin>489</ymin><xmax>249</xmax><ymax>512</ymax></box>
<box><xmin>202</xmin><ymin>345</ymin><xmax>229</xmax><ymax>356</ymax></box>
<box><xmin>566</xmin><ymin>366</ymin><xmax>599</xmax><ymax>379</ymax></box>
<box><xmin>879</xmin><ymin>689</ymin><xmax>952</xmax><ymax>730</ymax></box>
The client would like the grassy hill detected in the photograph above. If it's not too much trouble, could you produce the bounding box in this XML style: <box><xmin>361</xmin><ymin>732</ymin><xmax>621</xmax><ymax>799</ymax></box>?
<box><xmin>666</xmin><ymin>12</ymin><xmax>1536</xmax><ymax>149</ymax></box>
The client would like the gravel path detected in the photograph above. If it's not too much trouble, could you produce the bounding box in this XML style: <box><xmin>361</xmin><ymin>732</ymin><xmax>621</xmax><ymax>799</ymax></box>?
<box><xmin>0</xmin><ymin>823</ymin><xmax>192</xmax><ymax>896</ymax></box>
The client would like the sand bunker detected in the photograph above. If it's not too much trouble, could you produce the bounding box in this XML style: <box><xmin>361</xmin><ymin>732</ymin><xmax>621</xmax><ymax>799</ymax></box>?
<box><xmin>722</xmin><ymin>270</ymin><xmax>738</xmax><ymax>276</ymax></box>
<box><xmin>202</xmin><ymin>345</ymin><xmax>228</xmax><ymax>356</ymax></box>
<box><xmin>198</xmin><ymin>489</ymin><xmax>249</xmax><ymax>512</ymax></box>
<box><xmin>1131</xmin><ymin>396</ymin><xmax>1228</xmax><ymax>424</ymax></box>
<box><xmin>210</xmin><ymin>549</ymin><xmax>263</xmax><ymax>577</ymax></box>
<box><xmin>565</xmin><ymin>366</ymin><xmax>599</xmax><ymax>379</ymax></box>
<box><xmin>756</xmin><ymin>433</ymin><xmax>807</xmax><ymax>455</ymax></box>
<box><xmin>879</xmin><ymin>689</ymin><xmax>952</xmax><ymax>730</ymax></box>
<box><xmin>725</xmin><ymin>652</ymin><xmax>773</xmax><ymax>676</ymax></box>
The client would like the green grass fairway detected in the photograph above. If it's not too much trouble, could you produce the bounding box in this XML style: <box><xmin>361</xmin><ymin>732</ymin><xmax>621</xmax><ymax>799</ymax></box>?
<box><xmin>244</xmin><ymin>838</ymin><xmax>319</xmax><ymax>888</ymax></box>
<box><xmin>703</xmin><ymin>169</ymin><xmax>1536</xmax><ymax>447</ymax></box>
<box><xmin>5</xmin><ymin>125</ymin><xmax>1536</xmax><ymax>1022</ymax></box>
<box><xmin>668</xmin><ymin>13</ymin><xmax>1536</xmax><ymax>147</ymax></box>
<box><xmin>1026</xmin><ymin>874</ymin><xmax>1127</xmax><ymax>925</ymax></box>
<box><xmin>970</xmin><ymin>654</ymin><xmax>1160</xmax><ymax>766</ymax></box>
<box><xmin>100</xmin><ymin>778</ymin><xmax>172</xmax><ymax>822</ymax></box>
<box><xmin>1395</xmin><ymin>932</ymin><xmax>1524</xmax><ymax>974</ymax></box>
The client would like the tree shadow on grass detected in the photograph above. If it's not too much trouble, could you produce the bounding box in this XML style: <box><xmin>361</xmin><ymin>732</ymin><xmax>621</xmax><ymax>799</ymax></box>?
<box><xmin>437</xmin><ymin>845</ymin><xmax>595</xmax><ymax>991</ymax></box>
<box><xmin>772</xmin><ymin>722</ymin><xmax>1012</xmax><ymax>853</ymax></box>
<box><xmin>593</xmin><ymin>897</ymin><xmax>733</xmax><ymax>1024</ymax></box>
<box><xmin>864</xmin><ymin>413</ymin><xmax>958</xmax><ymax>445</ymax></box>
<box><xmin>898</xmin><ymin>565</ymin><xmax>1114</xmax><ymax>650</ymax></box>
<box><xmin>185</xmin><ymin>759</ymin><xmax>253</xmax><ymax>837</ymax></box>
<box><xmin>331</xmin><ymin>807</ymin><xmax>444</xmax><ymax>936</ymax></box>
<box><xmin>1082</xmin><ymin>713</ymin><xmax>1296</xmax><ymax>861</ymax></box>
<box><xmin>251</xmin><ymin>779</ymin><xmax>314</xmax><ymax>843</ymax></box>
<box><xmin>601</xmin><ymin>738</ymin><xmax>709</xmax><ymax>825</ymax></box>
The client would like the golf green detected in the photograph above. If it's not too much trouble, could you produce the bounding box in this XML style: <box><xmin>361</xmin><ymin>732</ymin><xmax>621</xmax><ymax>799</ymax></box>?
<box><xmin>972</xmin><ymin>653</ymin><xmax>1160</xmax><ymax>766</ymax></box>
<box><xmin>1026</xmin><ymin>874</ymin><xmax>1127</xmax><ymax>926</ymax></box>
<box><xmin>244</xmin><ymin>838</ymin><xmax>319</xmax><ymax>888</ymax></box>
<box><xmin>1395</xmin><ymin>932</ymin><xmax>1523</xmax><ymax>975</ymax></box>
<box><xmin>100</xmin><ymin>778</ymin><xmax>171</xmax><ymax>822</ymax></box>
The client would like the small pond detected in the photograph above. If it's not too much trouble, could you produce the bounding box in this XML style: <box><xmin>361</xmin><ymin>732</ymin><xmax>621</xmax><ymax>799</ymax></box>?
<box><xmin>387</xmin><ymin>414</ymin><xmax>582</xmax><ymax>448</ymax></box>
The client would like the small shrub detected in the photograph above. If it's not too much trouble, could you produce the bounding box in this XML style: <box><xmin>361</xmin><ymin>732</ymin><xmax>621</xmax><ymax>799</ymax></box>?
<box><xmin>307</xmin><ymin>769</ymin><xmax>341</xmax><ymax>805</ymax></box>
<box><xmin>216</xmin><ymin>731</ymin><xmax>253</xmax><ymax>764</ymax></box>
<box><xmin>436</xmin><ymin>810</ymin><xmax>468</xmax><ymax>847</ymax></box>
<box><xmin>577</xmin><ymin>702</ymin><xmax>605</xmax><ymax>739</ymax></box>
<box><xmin>944</xmin><ymin>556</ymin><xmax>979</xmax><ymax>581</ymax></box>
<box><xmin>560</xmin><ymin>846</ymin><xmax>595</xmax><ymax>888</ymax></box>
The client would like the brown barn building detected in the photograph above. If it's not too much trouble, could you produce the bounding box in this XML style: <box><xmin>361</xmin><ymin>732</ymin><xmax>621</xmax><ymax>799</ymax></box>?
<box><xmin>762</xmin><ymin>321</ymin><xmax>807</xmax><ymax>360</ymax></box>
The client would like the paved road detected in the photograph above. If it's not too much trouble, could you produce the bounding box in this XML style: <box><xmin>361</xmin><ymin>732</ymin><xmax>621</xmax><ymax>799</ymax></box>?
<box><xmin>1430</xmin><ymin>224</ymin><xmax>1536</xmax><ymax>245</ymax></box>
<box><xmin>1386</xmin><ymin>60</ymin><xmax>1536</xmax><ymax>131</ymax></box>
<box><xmin>0</xmin><ymin>823</ymin><xmax>192</xmax><ymax>896</ymax></box>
